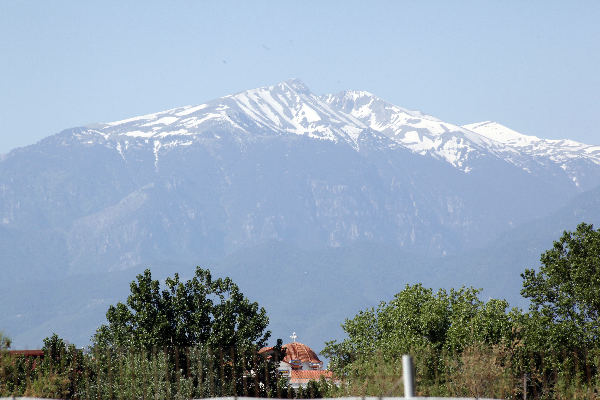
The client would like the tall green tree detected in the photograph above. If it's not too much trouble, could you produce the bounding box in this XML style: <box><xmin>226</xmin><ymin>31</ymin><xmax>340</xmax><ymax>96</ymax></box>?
<box><xmin>521</xmin><ymin>222</ymin><xmax>600</xmax><ymax>350</ymax></box>
<box><xmin>94</xmin><ymin>267</ymin><xmax>271</xmax><ymax>351</ymax></box>
<box><xmin>92</xmin><ymin>267</ymin><xmax>279</xmax><ymax>398</ymax></box>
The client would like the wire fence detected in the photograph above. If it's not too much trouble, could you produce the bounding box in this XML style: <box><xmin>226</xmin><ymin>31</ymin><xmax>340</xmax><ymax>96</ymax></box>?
<box><xmin>2</xmin><ymin>346</ymin><xmax>600</xmax><ymax>399</ymax></box>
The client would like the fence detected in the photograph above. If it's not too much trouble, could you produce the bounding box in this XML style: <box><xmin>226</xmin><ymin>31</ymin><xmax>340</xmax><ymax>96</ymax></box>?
<box><xmin>2</xmin><ymin>346</ymin><xmax>600</xmax><ymax>399</ymax></box>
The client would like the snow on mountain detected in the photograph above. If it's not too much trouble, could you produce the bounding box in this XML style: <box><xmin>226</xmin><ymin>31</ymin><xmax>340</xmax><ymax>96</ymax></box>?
<box><xmin>224</xmin><ymin>79</ymin><xmax>368</xmax><ymax>145</ymax></box>
<box><xmin>464</xmin><ymin>121</ymin><xmax>600</xmax><ymax>165</ymax></box>
<box><xmin>323</xmin><ymin>90</ymin><xmax>510</xmax><ymax>172</ymax></box>
<box><xmin>322</xmin><ymin>89</ymin><xmax>600</xmax><ymax>187</ymax></box>
<box><xmin>463</xmin><ymin>121</ymin><xmax>540</xmax><ymax>146</ymax></box>
<box><xmin>5</xmin><ymin>80</ymin><xmax>600</xmax><ymax>351</ymax></box>
<box><xmin>70</xmin><ymin>79</ymin><xmax>599</xmax><ymax>186</ymax></box>
<box><xmin>90</xmin><ymin>80</ymin><xmax>371</xmax><ymax>155</ymax></box>
<box><xmin>464</xmin><ymin>121</ymin><xmax>600</xmax><ymax>187</ymax></box>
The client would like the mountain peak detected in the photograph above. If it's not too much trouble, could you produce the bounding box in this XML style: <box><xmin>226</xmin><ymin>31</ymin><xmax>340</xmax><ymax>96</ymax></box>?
<box><xmin>81</xmin><ymin>81</ymin><xmax>600</xmax><ymax>181</ymax></box>
<box><xmin>279</xmin><ymin>78</ymin><xmax>311</xmax><ymax>94</ymax></box>
<box><xmin>336</xmin><ymin>89</ymin><xmax>378</xmax><ymax>100</ymax></box>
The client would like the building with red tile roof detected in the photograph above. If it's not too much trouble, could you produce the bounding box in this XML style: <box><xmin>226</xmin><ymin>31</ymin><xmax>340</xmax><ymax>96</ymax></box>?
<box><xmin>289</xmin><ymin>369</ymin><xmax>334</xmax><ymax>386</ymax></box>
<box><xmin>259</xmin><ymin>334</ymin><xmax>336</xmax><ymax>389</ymax></box>
<box><xmin>259</xmin><ymin>341</ymin><xmax>323</xmax><ymax>369</ymax></box>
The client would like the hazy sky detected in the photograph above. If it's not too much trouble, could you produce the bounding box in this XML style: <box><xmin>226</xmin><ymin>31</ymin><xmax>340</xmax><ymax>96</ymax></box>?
<box><xmin>1</xmin><ymin>1</ymin><xmax>599</xmax><ymax>153</ymax></box>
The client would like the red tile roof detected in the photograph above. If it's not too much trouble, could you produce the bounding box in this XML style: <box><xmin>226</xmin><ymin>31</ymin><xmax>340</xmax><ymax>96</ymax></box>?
<box><xmin>290</xmin><ymin>370</ymin><xmax>333</xmax><ymax>383</ymax></box>
<box><xmin>259</xmin><ymin>342</ymin><xmax>322</xmax><ymax>364</ymax></box>
<box><xmin>284</xmin><ymin>342</ymin><xmax>322</xmax><ymax>364</ymax></box>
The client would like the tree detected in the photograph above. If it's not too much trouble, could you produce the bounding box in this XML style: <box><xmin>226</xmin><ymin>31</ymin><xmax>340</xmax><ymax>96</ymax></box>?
<box><xmin>521</xmin><ymin>222</ymin><xmax>600</xmax><ymax>350</ymax></box>
<box><xmin>93</xmin><ymin>267</ymin><xmax>271</xmax><ymax>351</ymax></box>
<box><xmin>22</xmin><ymin>334</ymin><xmax>86</xmax><ymax>399</ymax></box>
<box><xmin>322</xmin><ymin>284</ymin><xmax>513</xmax><ymax>373</ymax></box>
<box><xmin>92</xmin><ymin>267</ymin><xmax>279</xmax><ymax>397</ymax></box>
<box><xmin>321</xmin><ymin>284</ymin><xmax>516</xmax><ymax>397</ymax></box>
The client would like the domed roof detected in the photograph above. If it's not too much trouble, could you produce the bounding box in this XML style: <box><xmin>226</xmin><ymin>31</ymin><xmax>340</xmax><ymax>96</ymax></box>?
<box><xmin>282</xmin><ymin>342</ymin><xmax>321</xmax><ymax>364</ymax></box>
<box><xmin>258</xmin><ymin>342</ymin><xmax>322</xmax><ymax>364</ymax></box>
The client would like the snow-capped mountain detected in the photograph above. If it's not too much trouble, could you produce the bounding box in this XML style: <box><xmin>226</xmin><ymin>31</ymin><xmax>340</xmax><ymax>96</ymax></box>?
<box><xmin>69</xmin><ymin>79</ymin><xmax>600</xmax><ymax>191</ymax></box>
<box><xmin>464</xmin><ymin>121</ymin><xmax>600</xmax><ymax>188</ymax></box>
<box><xmin>5</xmin><ymin>78</ymin><xmax>594</xmax><ymax>260</ymax></box>
<box><xmin>2</xmin><ymin>79</ymin><xmax>600</xmax><ymax>348</ymax></box>
<box><xmin>323</xmin><ymin>89</ymin><xmax>495</xmax><ymax>172</ymax></box>
<box><xmin>324</xmin><ymin>89</ymin><xmax>600</xmax><ymax>188</ymax></box>
<box><xmin>82</xmin><ymin>79</ymin><xmax>373</xmax><ymax>158</ymax></box>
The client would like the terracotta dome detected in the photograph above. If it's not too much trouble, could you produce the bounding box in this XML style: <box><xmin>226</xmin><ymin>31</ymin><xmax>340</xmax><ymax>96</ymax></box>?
<box><xmin>259</xmin><ymin>342</ymin><xmax>322</xmax><ymax>364</ymax></box>
<box><xmin>282</xmin><ymin>342</ymin><xmax>321</xmax><ymax>364</ymax></box>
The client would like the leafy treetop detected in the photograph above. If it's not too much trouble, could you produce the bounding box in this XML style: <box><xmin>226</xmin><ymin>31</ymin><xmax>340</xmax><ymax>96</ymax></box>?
<box><xmin>521</xmin><ymin>222</ymin><xmax>600</xmax><ymax>349</ymax></box>
<box><xmin>94</xmin><ymin>267</ymin><xmax>270</xmax><ymax>351</ymax></box>
<box><xmin>322</xmin><ymin>284</ymin><xmax>512</xmax><ymax>372</ymax></box>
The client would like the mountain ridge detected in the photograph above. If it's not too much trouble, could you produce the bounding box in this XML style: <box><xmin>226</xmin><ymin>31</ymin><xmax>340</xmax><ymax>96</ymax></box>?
<box><xmin>1</xmin><ymin>79</ymin><xmax>599</xmax><ymax>349</ymax></box>
<box><xmin>15</xmin><ymin>79</ymin><xmax>596</xmax><ymax>189</ymax></box>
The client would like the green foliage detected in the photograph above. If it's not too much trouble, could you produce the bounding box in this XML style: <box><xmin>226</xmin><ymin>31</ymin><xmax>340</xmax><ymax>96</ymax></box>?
<box><xmin>0</xmin><ymin>333</ymin><xmax>77</xmax><ymax>398</ymax></box>
<box><xmin>1</xmin><ymin>267</ymin><xmax>283</xmax><ymax>399</ymax></box>
<box><xmin>322</xmin><ymin>284</ymin><xmax>514</xmax><ymax>373</ymax></box>
<box><xmin>323</xmin><ymin>222</ymin><xmax>600</xmax><ymax>399</ymax></box>
<box><xmin>1</xmin><ymin>334</ymin><xmax>283</xmax><ymax>399</ymax></box>
<box><xmin>81</xmin><ymin>345</ymin><xmax>279</xmax><ymax>400</ymax></box>
<box><xmin>6</xmin><ymin>223</ymin><xmax>600</xmax><ymax>399</ymax></box>
<box><xmin>443</xmin><ymin>342</ymin><xmax>516</xmax><ymax>398</ymax></box>
<box><xmin>7</xmin><ymin>333</ymin><xmax>87</xmax><ymax>398</ymax></box>
<box><xmin>521</xmin><ymin>222</ymin><xmax>600</xmax><ymax>351</ymax></box>
<box><xmin>0</xmin><ymin>354</ymin><xmax>37</xmax><ymax>396</ymax></box>
<box><xmin>88</xmin><ymin>267</ymin><xmax>280</xmax><ymax>398</ymax></box>
<box><xmin>94</xmin><ymin>267</ymin><xmax>271</xmax><ymax>351</ymax></box>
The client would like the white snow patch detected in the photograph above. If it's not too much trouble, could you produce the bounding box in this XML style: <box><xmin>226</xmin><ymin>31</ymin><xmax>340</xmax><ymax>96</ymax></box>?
<box><xmin>156</xmin><ymin>129</ymin><xmax>190</xmax><ymax>137</ymax></box>
<box><xmin>116</xmin><ymin>142</ymin><xmax>125</xmax><ymax>160</ymax></box>
<box><xmin>180</xmin><ymin>113</ymin><xmax>222</xmax><ymax>128</ymax></box>
<box><xmin>153</xmin><ymin>140</ymin><xmax>161</xmax><ymax>170</ymax></box>
<box><xmin>162</xmin><ymin>140</ymin><xmax>193</xmax><ymax>149</ymax></box>
<box><xmin>142</xmin><ymin>116</ymin><xmax>179</xmax><ymax>126</ymax></box>
<box><xmin>175</xmin><ymin>104</ymin><xmax>208</xmax><ymax>116</ymax></box>
<box><xmin>403</xmin><ymin>131</ymin><xmax>422</xmax><ymax>145</ymax></box>
<box><xmin>106</xmin><ymin>113</ymin><xmax>158</xmax><ymax>126</ymax></box>
<box><xmin>300</xmin><ymin>104</ymin><xmax>321</xmax><ymax>123</ymax></box>
<box><xmin>463</xmin><ymin>121</ymin><xmax>539</xmax><ymax>145</ymax></box>
<box><xmin>584</xmin><ymin>146</ymin><xmax>600</xmax><ymax>154</ymax></box>
<box><xmin>121</xmin><ymin>130</ymin><xmax>155</xmax><ymax>138</ymax></box>
<box><xmin>342</xmin><ymin>125</ymin><xmax>363</xmax><ymax>142</ymax></box>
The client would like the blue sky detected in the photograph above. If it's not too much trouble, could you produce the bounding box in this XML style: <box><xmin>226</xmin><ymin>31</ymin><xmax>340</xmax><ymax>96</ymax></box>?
<box><xmin>1</xmin><ymin>1</ymin><xmax>599</xmax><ymax>153</ymax></box>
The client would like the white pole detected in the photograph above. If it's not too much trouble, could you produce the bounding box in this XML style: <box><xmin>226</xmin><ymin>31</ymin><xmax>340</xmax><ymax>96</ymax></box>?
<box><xmin>402</xmin><ymin>354</ymin><xmax>415</xmax><ymax>398</ymax></box>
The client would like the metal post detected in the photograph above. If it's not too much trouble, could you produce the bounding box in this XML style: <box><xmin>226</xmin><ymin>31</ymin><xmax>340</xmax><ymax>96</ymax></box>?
<box><xmin>402</xmin><ymin>354</ymin><xmax>415</xmax><ymax>398</ymax></box>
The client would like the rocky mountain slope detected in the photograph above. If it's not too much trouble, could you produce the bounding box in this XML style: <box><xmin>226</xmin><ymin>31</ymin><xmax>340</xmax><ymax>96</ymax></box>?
<box><xmin>1</xmin><ymin>79</ymin><xmax>599</xmax><ymax>348</ymax></box>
